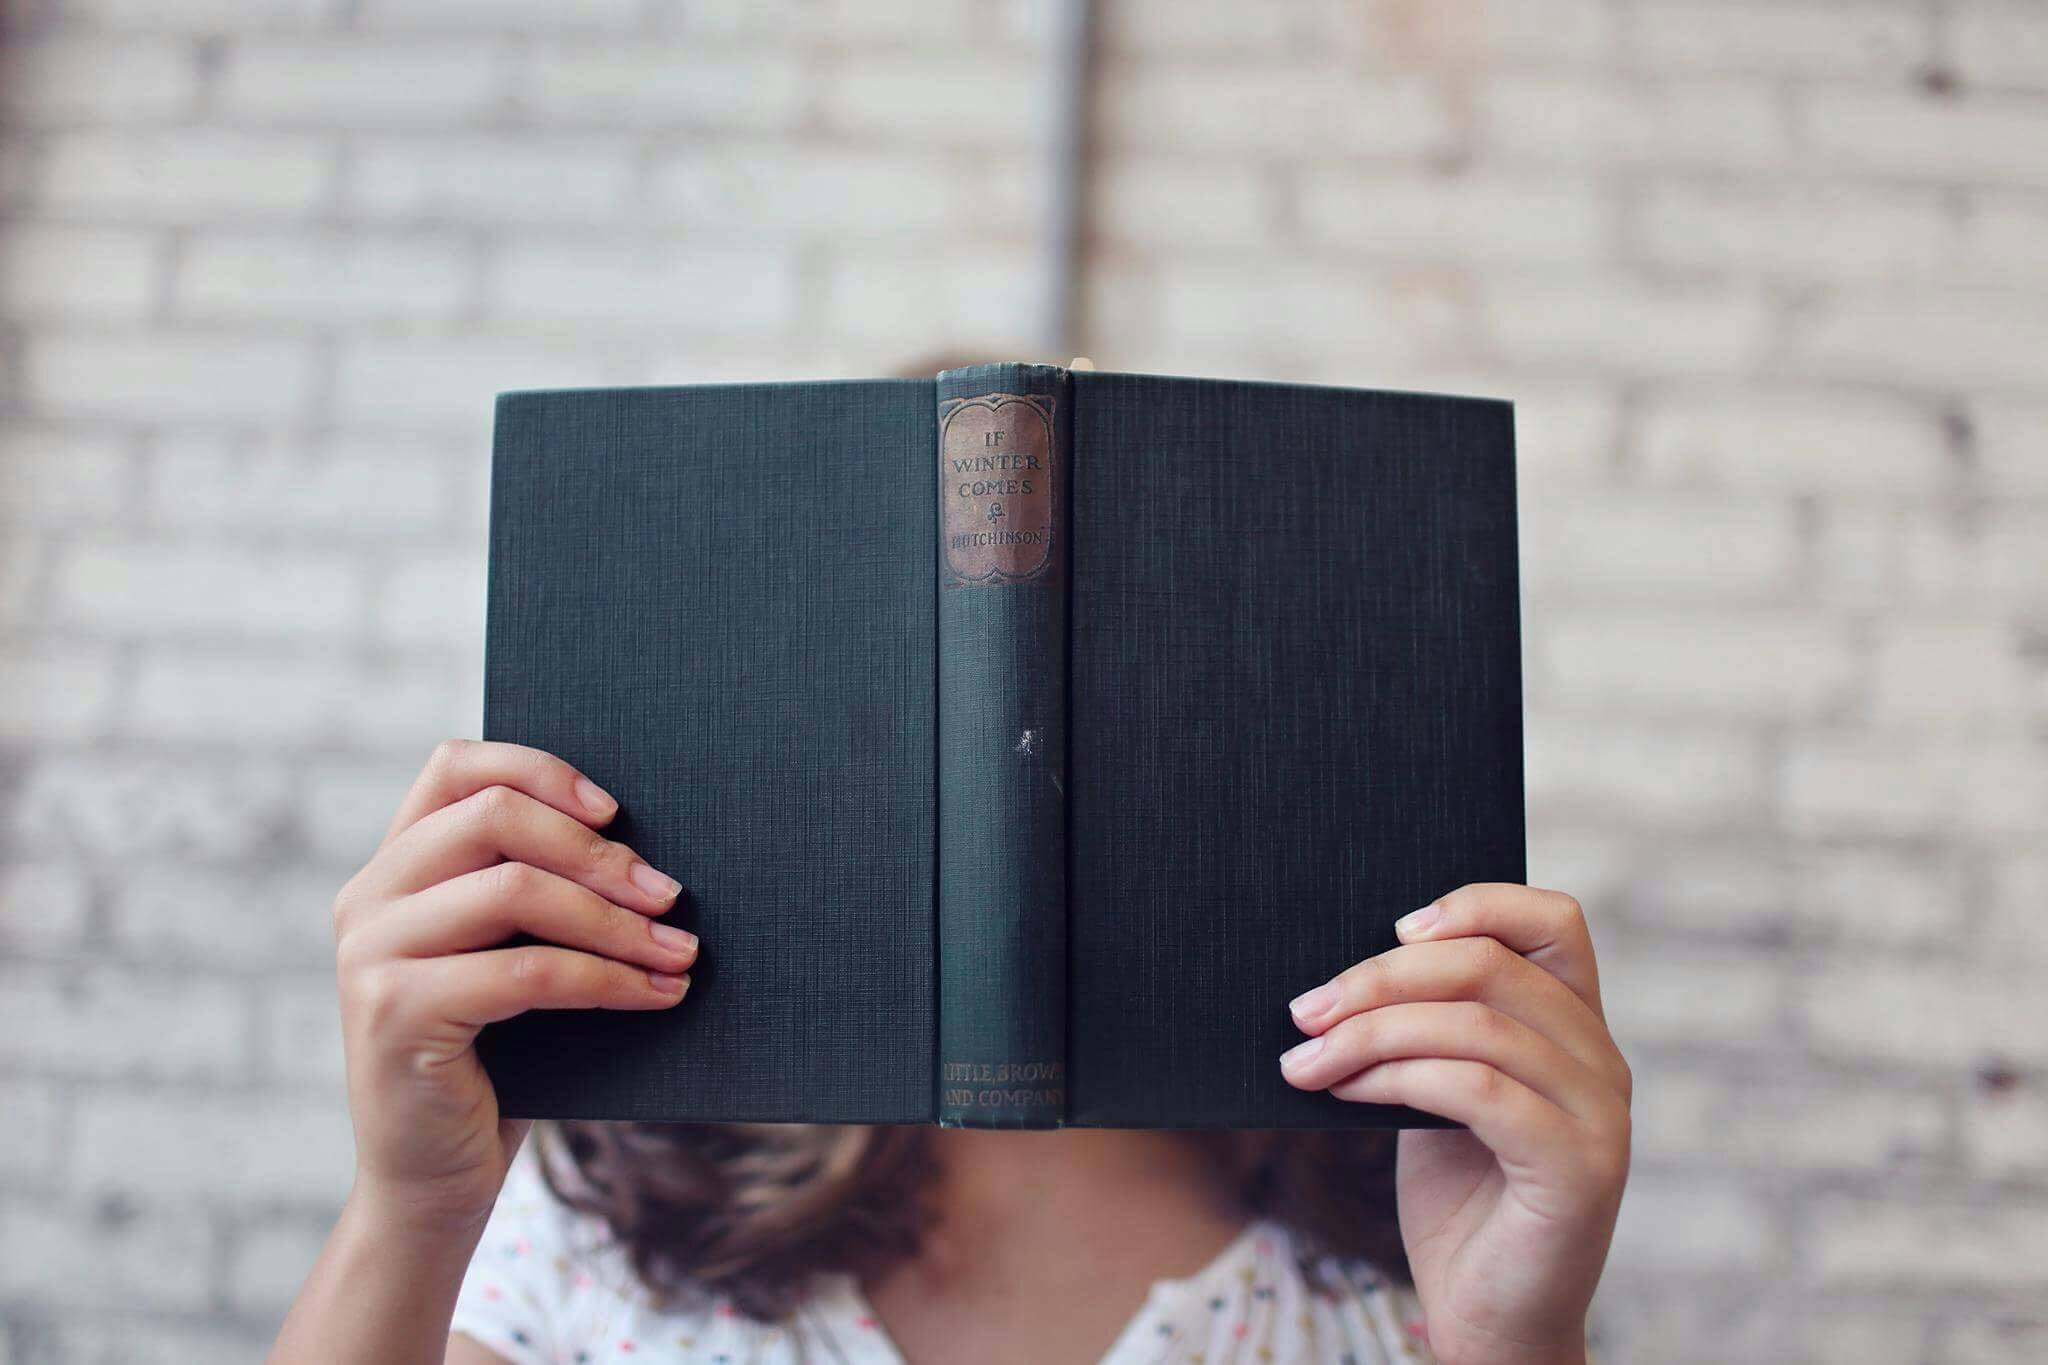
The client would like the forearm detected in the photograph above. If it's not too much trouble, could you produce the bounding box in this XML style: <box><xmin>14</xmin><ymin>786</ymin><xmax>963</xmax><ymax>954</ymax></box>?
<box><xmin>269</xmin><ymin>1184</ymin><xmax>487</xmax><ymax>1365</ymax></box>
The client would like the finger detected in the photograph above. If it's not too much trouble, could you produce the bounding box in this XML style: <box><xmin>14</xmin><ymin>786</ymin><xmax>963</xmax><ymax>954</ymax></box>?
<box><xmin>1279</xmin><ymin>1000</ymin><xmax>1612</xmax><ymax>1122</ymax></box>
<box><xmin>427</xmin><ymin>944</ymin><xmax>690</xmax><ymax>1028</ymax></box>
<box><xmin>369</xmin><ymin>784</ymin><xmax>682</xmax><ymax>915</ymax></box>
<box><xmin>1397</xmin><ymin>883</ymin><xmax>1603</xmax><ymax>1017</ymax></box>
<box><xmin>353</xmin><ymin>862</ymin><xmax>699</xmax><ymax>976</ymax></box>
<box><xmin>384</xmin><ymin>739</ymin><xmax>619</xmax><ymax>847</ymax></box>
<box><xmin>1327</xmin><ymin>1058</ymin><xmax>1578</xmax><ymax>1178</ymax></box>
<box><xmin>1291</xmin><ymin>937</ymin><xmax>1621</xmax><ymax>1086</ymax></box>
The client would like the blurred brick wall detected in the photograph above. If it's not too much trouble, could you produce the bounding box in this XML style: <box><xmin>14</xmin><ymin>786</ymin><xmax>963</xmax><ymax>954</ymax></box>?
<box><xmin>0</xmin><ymin>1</ymin><xmax>2044</xmax><ymax>1361</ymax></box>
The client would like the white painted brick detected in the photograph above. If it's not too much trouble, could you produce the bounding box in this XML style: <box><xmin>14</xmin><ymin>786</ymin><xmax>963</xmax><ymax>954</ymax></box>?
<box><xmin>108</xmin><ymin>863</ymin><xmax>336</xmax><ymax>970</ymax></box>
<box><xmin>1311</xmin><ymin>0</ymin><xmax>1617</xmax><ymax>67</ymax></box>
<box><xmin>1788</xmin><ymin>1313</ymin><xmax>1939</xmax><ymax>1365</ymax></box>
<box><xmin>1943</xmin><ymin>1320</ymin><xmax>2048</xmax><ymax>1365</ymax></box>
<box><xmin>56</xmin><ymin>0</ymin><xmax>336</xmax><ymax>28</ymax></box>
<box><xmin>1153</xmin><ymin>260</ymin><xmax>1466</xmax><ymax>368</ymax></box>
<box><xmin>74</xmin><ymin>1089</ymin><xmax>354</xmax><ymax>1203</ymax></box>
<box><xmin>41</xmin><ymin>1322</ymin><xmax>269</xmax><ymax>1365</ymax></box>
<box><xmin>256</xmin><ymin>975</ymin><xmax>346</xmax><ymax>1087</ymax></box>
<box><xmin>301</xmin><ymin>757</ymin><xmax>431</xmax><ymax>863</ymax></box>
<box><xmin>1791</xmin><ymin>289</ymin><xmax>2048</xmax><ymax>390</ymax></box>
<box><xmin>1967</xmin><ymin>398</ymin><xmax>2048</xmax><ymax>496</ymax></box>
<box><xmin>0</xmin><ymin>225</ymin><xmax>161</xmax><ymax>320</ymax></box>
<box><xmin>1987</xmin><ymin>853</ymin><xmax>2048</xmax><ymax>961</ymax></box>
<box><xmin>52</xmin><ymin>541</ymin><xmax>364</xmax><ymax>638</ymax></box>
<box><xmin>810</xmin><ymin>0</ymin><xmax>977</xmax><ymax>42</ymax></box>
<box><xmin>0</xmin><ymin>536</ymin><xmax>46</xmax><ymax>629</ymax></box>
<box><xmin>1092</xmin><ymin>157</ymin><xmax>1278</xmax><ymax>251</ymax></box>
<box><xmin>1804</xmin><ymin>89</ymin><xmax>2048</xmax><ymax>187</ymax></box>
<box><xmin>333</xmin><ymin>336</ymin><xmax>623</xmax><ymax>426</ymax></box>
<box><xmin>1871</xmin><ymin>619</ymin><xmax>2036</xmax><ymax>729</ymax></box>
<box><xmin>1785</xmin><ymin>735</ymin><xmax>2048</xmax><ymax>839</ymax></box>
<box><xmin>1519</xmin><ymin>492</ymin><xmax>1800</xmax><ymax>600</ymax></box>
<box><xmin>177</xmin><ymin>232</ymin><xmax>471</xmax><ymax>323</ymax></box>
<box><xmin>1952</xmin><ymin>4</ymin><xmax>2048</xmax><ymax>90</ymax></box>
<box><xmin>0</xmin><ymin>861</ymin><xmax>94</xmax><ymax>951</ymax></box>
<box><xmin>1504</xmin><ymin>382</ymin><xmax>1619</xmax><ymax>482</ymax></box>
<box><xmin>1537</xmin><ymin>609</ymin><xmax>1858</xmax><ymax>719</ymax></box>
<box><xmin>821</xmin><ymin>56</ymin><xmax>1050</xmax><ymax>148</ymax></box>
<box><xmin>1804</xmin><ymin>964</ymin><xmax>2048</xmax><ymax>1066</ymax></box>
<box><xmin>1902</xmin><ymin>511</ymin><xmax>2048</xmax><ymax>609</ymax></box>
<box><xmin>1963</xmin><ymin>1088</ymin><xmax>2048</xmax><ymax>1179</ymax></box>
<box><xmin>0</xmin><ymin>1198</ymin><xmax>213</xmax><ymax>1310</ymax></box>
<box><xmin>1484</xmin><ymin>277</ymin><xmax>1770</xmax><ymax>374</ymax></box>
<box><xmin>0</xmin><ymin>39</ymin><xmax>200</xmax><ymax>123</ymax></box>
<box><xmin>1525</xmin><ymin>715</ymin><xmax>1771</xmax><ymax>826</ymax></box>
<box><xmin>1811</xmin><ymin>1197</ymin><xmax>2048</xmax><ymax>1288</ymax></box>
<box><xmin>1101</xmin><ymin>0</ymin><xmax>1303</xmax><ymax>54</ymax></box>
<box><xmin>0</xmin><ymin>646</ymin><xmax>117</xmax><ymax>741</ymax></box>
<box><xmin>1297</xmin><ymin>169</ymin><xmax>1606</xmax><ymax>264</ymax></box>
<box><xmin>131</xmin><ymin>647</ymin><xmax>353</xmax><ymax>745</ymax></box>
<box><xmin>1608</xmin><ymin>1177</ymin><xmax>1778</xmax><ymax>1271</ymax></box>
<box><xmin>217</xmin><ymin>40</ymin><xmax>506</xmax><ymax>124</ymax></box>
<box><xmin>40</xmin><ymin>130</ymin><xmax>332</xmax><ymax>220</ymax></box>
<box><xmin>1099</xmin><ymin>66</ymin><xmax>1452</xmax><ymax>158</ymax></box>
<box><xmin>1629</xmin><ymin>2</ymin><xmax>1926</xmax><ymax>76</ymax></box>
<box><xmin>823</xmin><ymin>247</ymin><xmax>1050</xmax><ymax>349</ymax></box>
<box><xmin>1959</xmin><ymin>190</ymin><xmax>2048</xmax><ymax>288</ymax></box>
<box><xmin>1587</xmin><ymin>1292</ymin><xmax>1786</xmax><ymax>1365</ymax></box>
<box><xmin>21</xmin><ymin>334</ymin><xmax>318</xmax><ymax>422</ymax></box>
<box><xmin>1792</xmin><ymin>847</ymin><xmax>1968</xmax><ymax>947</ymax></box>
<box><xmin>654</xmin><ymin>145</ymin><xmax>979</xmax><ymax>242</ymax></box>
<box><xmin>1600</xmin><ymin>947</ymin><xmax>1784</xmax><ymax>1046</ymax></box>
<box><xmin>349</xmin><ymin>135</ymin><xmax>636</xmax><ymax>224</ymax></box>
<box><xmin>522</xmin><ymin>45</ymin><xmax>806</xmax><ymax>130</ymax></box>
<box><xmin>1608</xmin><ymin>840</ymin><xmax>1792</xmax><ymax>935</ymax></box>
<box><xmin>357</xmin><ymin>0</ymin><xmax>640</xmax><ymax>30</ymax></box>
<box><xmin>1811</xmin><ymin>504</ymin><xmax>1902</xmax><ymax>609</ymax></box>
<box><xmin>373</xmin><ymin>546</ymin><xmax>486</xmax><ymax>649</ymax></box>
<box><xmin>224</xmin><ymin>1216</ymin><xmax>333</xmax><ymax>1315</ymax></box>
<box><xmin>145</xmin><ymin>434</ymin><xmax>453</xmax><ymax>535</ymax></box>
<box><xmin>1638</xmin><ymin>181</ymin><xmax>1953</xmax><ymax>284</ymax></box>
<box><xmin>12</xmin><ymin>757</ymin><xmax>295</xmax><ymax>860</ymax></box>
<box><xmin>1637</xmin><ymin>1075</ymin><xmax>1946</xmax><ymax>1172</ymax></box>
<box><xmin>490</xmin><ymin>242</ymin><xmax>798</xmax><ymax>332</ymax></box>
<box><xmin>0</xmin><ymin>964</ymin><xmax>246</xmax><ymax>1079</ymax></box>
<box><xmin>0</xmin><ymin>1080</ymin><xmax>64</xmax><ymax>1180</ymax></box>
<box><xmin>1636</xmin><ymin>387</ymin><xmax>1947</xmax><ymax>494</ymax></box>
<box><xmin>1477</xmin><ymin>76</ymin><xmax>1789</xmax><ymax>169</ymax></box>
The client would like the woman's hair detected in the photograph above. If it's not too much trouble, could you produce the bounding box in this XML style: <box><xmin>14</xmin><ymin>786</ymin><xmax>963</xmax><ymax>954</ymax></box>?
<box><xmin>540</xmin><ymin>1122</ymin><xmax>1409</xmax><ymax>1321</ymax></box>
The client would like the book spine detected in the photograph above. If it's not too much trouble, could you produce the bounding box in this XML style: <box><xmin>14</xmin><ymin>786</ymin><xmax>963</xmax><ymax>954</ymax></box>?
<box><xmin>934</xmin><ymin>363</ymin><xmax>1070</xmax><ymax>1128</ymax></box>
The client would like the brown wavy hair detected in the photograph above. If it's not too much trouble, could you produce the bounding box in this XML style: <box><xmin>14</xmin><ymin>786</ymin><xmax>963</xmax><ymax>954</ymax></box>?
<box><xmin>539</xmin><ymin>1123</ymin><xmax>1409</xmax><ymax>1322</ymax></box>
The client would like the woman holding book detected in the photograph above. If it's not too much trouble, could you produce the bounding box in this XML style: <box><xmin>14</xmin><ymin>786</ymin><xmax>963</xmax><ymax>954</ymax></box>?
<box><xmin>271</xmin><ymin>739</ymin><xmax>1631</xmax><ymax>1364</ymax></box>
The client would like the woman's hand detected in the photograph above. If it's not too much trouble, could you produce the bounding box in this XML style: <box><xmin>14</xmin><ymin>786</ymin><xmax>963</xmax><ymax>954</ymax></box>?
<box><xmin>333</xmin><ymin>739</ymin><xmax>698</xmax><ymax>1231</ymax></box>
<box><xmin>1279</xmin><ymin>883</ymin><xmax>1630</xmax><ymax>1365</ymax></box>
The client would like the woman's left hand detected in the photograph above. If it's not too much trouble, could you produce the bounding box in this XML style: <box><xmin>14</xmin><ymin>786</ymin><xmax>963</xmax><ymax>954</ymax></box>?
<box><xmin>1280</xmin><ymin>883</ymin><xmax>1630</xmax><ymax>1365</ymax></box>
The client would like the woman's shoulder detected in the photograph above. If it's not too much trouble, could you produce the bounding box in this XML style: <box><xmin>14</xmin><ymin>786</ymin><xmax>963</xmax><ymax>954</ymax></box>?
<box><xmin>450</xmin><ymin>1139</ymin><xmax>780</xmax><ymax>1364</ymax></box>
<box><xmin>1143</xmin><ymin>1217</ymin><xmax>1432</xmax><ymax>1363</ymax></box>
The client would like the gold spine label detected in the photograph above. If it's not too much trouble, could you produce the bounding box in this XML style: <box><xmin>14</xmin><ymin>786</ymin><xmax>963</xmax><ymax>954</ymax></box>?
<box><xmin>938</xmin><ymin>391</ymin><xmax>1057</xmax><ymax>587</ymax></box>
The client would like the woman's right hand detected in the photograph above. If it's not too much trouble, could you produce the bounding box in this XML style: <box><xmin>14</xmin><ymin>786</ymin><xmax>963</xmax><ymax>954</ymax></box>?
<box><xmin>332</xmin><ymin>739</ymin><xmax>697</xmax><ymax>1233</ymax></box>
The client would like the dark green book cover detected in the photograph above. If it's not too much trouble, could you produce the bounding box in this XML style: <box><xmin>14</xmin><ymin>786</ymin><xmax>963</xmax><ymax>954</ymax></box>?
<box><xmin>478</xmin><ymin>365</ymin><xmax>1524</xmax><ymax>1129</ymax></box>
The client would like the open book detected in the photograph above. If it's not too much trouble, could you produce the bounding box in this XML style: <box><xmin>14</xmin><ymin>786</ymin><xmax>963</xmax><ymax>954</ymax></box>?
<box><xmin>478</xmin><ymin>363</ymin><xmax>1524</xmax><ymax>1128</ymax></box>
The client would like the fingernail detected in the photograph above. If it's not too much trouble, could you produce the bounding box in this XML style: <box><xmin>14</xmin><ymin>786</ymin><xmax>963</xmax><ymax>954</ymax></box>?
<box><xmin>648</xmin><ymin>972</ymin><xmax>689</xmax><ymax>996</ymax></box>
<box><xmin>1280</xmin><ymin>1037</ymin><xmax>1324</xmax><ymax>1070</ymax></box>
<box><xmin>1290</xmin><ymin>983</ymin><xmax>1340</xmax><ymax>1024</ymax></box>
<box><xmin>573</xmin><ymin>776</ymin><xmax>617</xmax><ymax>820</ymax></box>
<box><xmin>1395</xmin><ymin>901</ymin><xmax>1442</xmax><ymax>938</ymax></box>
<box><xmin>649</xmin><ymin>922</ymin><xmax>697</xmax><ymax>955</ymax></box>
<box><xmin>630</xmin><ymin>861</ymin><xmax>681</xmax><ymax>902</ymax></box>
